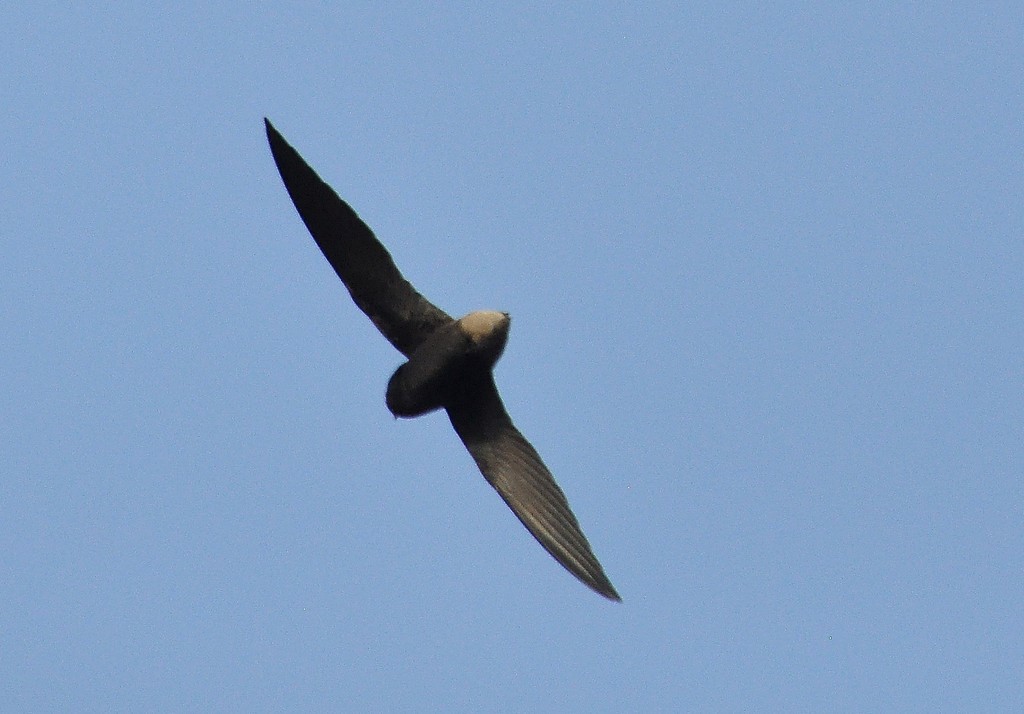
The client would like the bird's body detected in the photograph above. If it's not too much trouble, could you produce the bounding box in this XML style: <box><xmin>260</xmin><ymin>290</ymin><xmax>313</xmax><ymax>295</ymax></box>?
<box><xmin>265</xmin><ymin>119</ymin><xmax>620</xmax><ymax>601</ymax></box>
<box><xmin>386</xmin><ymin>311</ymin><xmax>509</xmax><ymax>418</ymax></box>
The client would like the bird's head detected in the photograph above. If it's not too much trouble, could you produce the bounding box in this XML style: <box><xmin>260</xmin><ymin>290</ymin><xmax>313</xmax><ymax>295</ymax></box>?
<box><xmin>457</xmin><ymin>310</ymin><xmax>510</xmax><ymax>363</ymax></box>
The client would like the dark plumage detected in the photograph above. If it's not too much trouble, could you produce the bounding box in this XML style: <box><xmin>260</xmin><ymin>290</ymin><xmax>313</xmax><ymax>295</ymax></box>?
<box><xmin>265</xmin><ymin>118</ymin><xmax>620</xmax><ymax>601</ymax></box>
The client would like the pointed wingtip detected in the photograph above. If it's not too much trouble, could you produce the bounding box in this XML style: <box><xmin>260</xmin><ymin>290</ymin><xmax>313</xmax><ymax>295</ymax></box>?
<box><xmin>264</xmin><ymin>117</ymin><xmax>279</xmax><ymax>142</ymax></box>
<box><xmin>591</xmin><ymin>575</ymin><xmax>622</xmax><ymax>602</ymax></box>
<box><xmin>264</xmin><ymin>119</ymin><xmax>298</xmax><ymax>176</ymax></box>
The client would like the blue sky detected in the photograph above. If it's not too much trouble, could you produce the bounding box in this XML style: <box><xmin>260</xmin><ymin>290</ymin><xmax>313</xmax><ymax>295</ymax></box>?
<box><xmin>2</xmin><ymin>4</ymin><xmax>1021</xmax><ymax>711</ymax></box>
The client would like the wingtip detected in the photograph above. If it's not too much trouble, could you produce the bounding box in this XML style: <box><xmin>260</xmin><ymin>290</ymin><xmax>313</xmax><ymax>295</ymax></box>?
<box><xmin>264</xmin><ymin>119</ymin><xmax>297</xmax><ymax>174</ymax></box>
<box><xmin>264</xmin><ymin>117</ymin><xmax>279</xmax><ymax>142</ymax></box>
<box><xmin>591</xmin><ymin>577</ymin><xmax>622</xmax><ymax>602</ymax></box>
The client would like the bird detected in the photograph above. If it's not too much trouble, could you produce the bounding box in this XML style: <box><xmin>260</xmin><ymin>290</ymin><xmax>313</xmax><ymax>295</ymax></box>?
<box><xmin>264</xmin><ymin>118</ymin><xmax>620</xmax><ymax>601</ymax></box>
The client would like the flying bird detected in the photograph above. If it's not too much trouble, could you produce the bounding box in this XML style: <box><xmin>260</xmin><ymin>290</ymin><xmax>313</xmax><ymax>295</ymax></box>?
<box><xmin>264</xmin><ymin>118</ymin><xmax>620</xmax><ymax>601</ymax></box>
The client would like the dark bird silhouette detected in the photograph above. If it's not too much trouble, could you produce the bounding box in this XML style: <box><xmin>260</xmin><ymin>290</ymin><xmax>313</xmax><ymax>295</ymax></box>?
<box><xmin>264</xmin><ymin>118</ymin><xmax>620</xmax><ymax>601</ymax></box>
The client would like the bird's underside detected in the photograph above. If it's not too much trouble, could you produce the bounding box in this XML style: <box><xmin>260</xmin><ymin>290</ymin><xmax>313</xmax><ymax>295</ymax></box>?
<box><xmin>265</xmin><ymin>118</ymin><xmax>620</xmax><ymax>601</ymax></box>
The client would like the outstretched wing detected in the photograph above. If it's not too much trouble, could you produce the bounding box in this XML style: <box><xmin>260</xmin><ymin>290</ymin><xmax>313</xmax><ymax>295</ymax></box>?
<box><xmin>265</xmin><ymin>119</ymin><xmax>451</xmax><ymax>357</ymax></box>
<box><xmin>447</xmin><ymin>373</ymin><xmax>621</xmax><ymax>601</ymax></box>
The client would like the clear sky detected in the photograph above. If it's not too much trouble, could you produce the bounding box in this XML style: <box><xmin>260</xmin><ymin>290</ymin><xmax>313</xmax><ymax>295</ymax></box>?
<box><xmin>2</xmin><ymin>4</ymin><xmax>1021</xmax><ymax>711</ymax></box>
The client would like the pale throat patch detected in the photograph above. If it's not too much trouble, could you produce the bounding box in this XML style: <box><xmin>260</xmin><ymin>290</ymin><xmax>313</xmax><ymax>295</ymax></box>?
<box><xmin>459</xmin><ymin>310</ymin><xmax>509</xmax><ymax>341</ymax></box>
